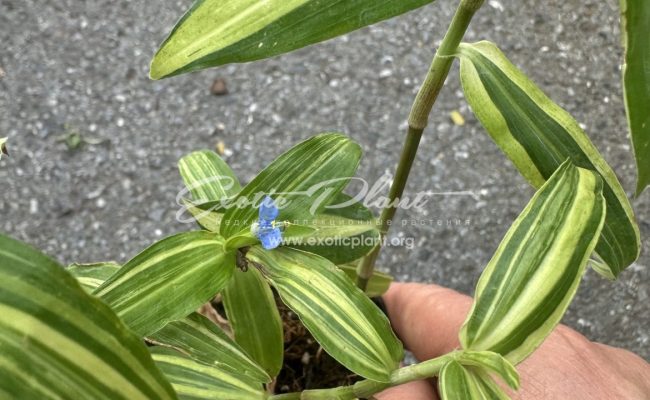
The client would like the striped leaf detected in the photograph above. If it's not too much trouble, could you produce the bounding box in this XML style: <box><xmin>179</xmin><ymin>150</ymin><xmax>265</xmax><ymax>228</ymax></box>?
<box><xmin>68</xmin><ymin>261</ymin><xmax>120</xmax><ymax>292</ymax></box>
<box><xmin>338</xmin><ymin>263</ymin><xmax>393</xmax><ymax>297</ymax></box>
<box><xmin>222</xmin><ymin>267</ymin><xmax>284</xmax><ymax>378</ymax></box>
<box><xmin>459</xmin><ymin>162</ymin><xmax>606</xmax><ymax>365</ymax></box>
<box><xmin>457</xmin><ymin>40</ymin><xmax>640</xmax><ymax>279</ymax></box>
<box><xmin>150</xmin><ymin>0</ymin><xmax>435</xmax><ymax>79</ymax></box>
<box><xmin>0</xmin><ymin>234</ymin><xmax>176</xmax><ymax>399</ymax></box>
<box><xmin>220</xmin><ymin>133</ymin><xmax>361</xmax><ymax>238</ymax></box>
<box><xmin>66</xmin><ymin>261</ymin><xmax>267</xmax><ymax>385</ymax></box>
<box><xmin>179</xmin><ymin>150</ymin><xmax>241</xmax><ymax>204</ymax></box>
<box><xmin>286</xmin><ymin>215</ymin><xmax>380</xmax><ymax>264</ymax></box>
<box><xmin>439</xmin><ymin>361</ymin><xmax>509</xmax><ymax>400</ymax></box>
<box><xmin>151</xmin><ymin>347</ymin><xmax>266</xmax><ymax>400</ymax></box>
<box><xmin>283</xmin><ymin>192</ymin><xmax>379</xmax><ymax>263</ymax></box>
<box><xmin>94</xmin><ymin>231</ymin><xmax>236</xmax><ymax>336</ymax></box>
<box><xmin>247</xmin><ymin>246</ymin><xmax>403</xmax><ymax>382</ymax></box>
<box><xmin>148</xmin><ymin>312</ymin><xmax>270</xmax><ymax>384</ymax></box>
<box><xmin>456</xmin><ymin>351</ymin><xmax>518</xmax><ymax>390</ymax></box>
<box><xmin>182</xmin><ymin>200</ymin><xmax>223</xmax><ymax>232</ymax></box>
<box><xmin>620</xmin><ymin>0</ymin><xmax>650</xmax><ymax>195</ymax></box>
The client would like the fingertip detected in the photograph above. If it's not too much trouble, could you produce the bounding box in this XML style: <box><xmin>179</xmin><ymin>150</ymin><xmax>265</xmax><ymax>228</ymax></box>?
<box><xmin>382</xmin><ymin>282</ymin><xmax>473</xmax><ymax>360</ymax></box>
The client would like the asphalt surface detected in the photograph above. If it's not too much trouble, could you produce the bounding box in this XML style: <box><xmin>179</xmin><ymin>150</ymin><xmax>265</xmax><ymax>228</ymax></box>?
<box><xmin>1</xmin><ymin>0</ymin><xmax>648</xmax><ymax>360</ymax></box>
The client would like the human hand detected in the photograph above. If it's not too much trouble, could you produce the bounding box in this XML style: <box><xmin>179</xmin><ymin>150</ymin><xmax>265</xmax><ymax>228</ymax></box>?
<box><xmin>376</xmin><ymin>283</ymin><xmax>650</xmax><ymax>400</ymax></box>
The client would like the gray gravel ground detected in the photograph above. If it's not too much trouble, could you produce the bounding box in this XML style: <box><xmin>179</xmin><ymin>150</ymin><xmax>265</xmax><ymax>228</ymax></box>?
<box><xmin>1</xmin><ymin>0</ymin><xmax>648</xmax><ymax>360</ymax></box>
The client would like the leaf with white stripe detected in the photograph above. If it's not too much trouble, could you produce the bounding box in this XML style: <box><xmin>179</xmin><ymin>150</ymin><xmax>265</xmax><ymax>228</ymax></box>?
<box><xmin>68</xmin><ymin>262</ymin><xmax>120</xmax><ymax>292</ymax></box>
<box><xmin>150</xmin><ymin>0</ymin><xmax>435</xmax><ymax>79</ymax></box>
<box><xmin>179</xmin><ymin>150</ymin><xmax>241</xmax><ymax>204</ymax></box>
<box><xmin>94</xmin><ymin>231</ymin><xmax>236</xmax><ymax>336</ymax></box>
<box><xmin>286</xmin><ymin>215</ymin><xmax>380</xmax><ymax>264</ymax></box>
<box><xmin>182</xmin><ymin>200</ymin><xmax>223</xmax><ymax>232</ymax></box>
<box><xmin>151</xmin><ymin>347</ymin><xmax>266</xmax><ymax>400</ymax></box>
<box><xmin>439</xmin><ymin>361</ymin><xmax>509</xmax><ymax>400</ymax></box>
<box><xmin>0</xmin><ymin>234</ymin><xmax>176</xmax><ymax>399</ymax></box>
<box><xmin>67</xmin><ymin>262</ymin><xmax>267</xmax><ymax>385</ymax></box>
<box><xmin>222</xmin><ymin>267</ymin><xmax>284</xmax><ymax>378</ymax></box>
<box><xmin>458</xmin><ymin>40</ymin><xmax>640</xmax><ymax>279</ymax></box>
<box><xmin>459</xmin><ymin>161</ymin><xmax>606</xmax><ymax>365</ymax></box>
<box><xmin>220</xmin><ymin>133</ymin><xmax>361</xmax><ymax>238</ymax></box>
<box><xmin>456</xmin><ymin>351</ymin><xmax>518</xmax><ymax>390</ymax></box>
<box><xmin>149</xmin><ymin>312</ymin><xmax>270</xmax><ymax>384</ymax></box>
<box><xmin>338</xmin><ymin>263</ymin><xmax>393</xmax><ymax>297</ymax></box>
<box><xmin>620</xmin><ymin>0</ymin><xmax>650</xmax><ymax>195</ymax></box>
<box><xmin>247</xmin><ymin>246</ymin><xmax>403</xmax><ymax>382</ymax></box>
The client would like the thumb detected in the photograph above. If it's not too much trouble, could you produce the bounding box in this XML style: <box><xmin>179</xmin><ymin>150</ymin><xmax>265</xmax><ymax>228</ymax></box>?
<box><xmin>382</xmin><ymin>282</ymin><xmax>473</xmax><ymax>361</ymax></box>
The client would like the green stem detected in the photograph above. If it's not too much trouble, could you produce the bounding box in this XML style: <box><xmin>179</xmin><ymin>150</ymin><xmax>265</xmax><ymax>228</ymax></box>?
<box><xmin>356</xmin><ymin>0</ymin><xmax>484</xmax><ymax>290</ymax></box>
<box><xmin>285</xmin><ymin>352</ymin><xmax>457</xmax><ymax>400</ymax></box>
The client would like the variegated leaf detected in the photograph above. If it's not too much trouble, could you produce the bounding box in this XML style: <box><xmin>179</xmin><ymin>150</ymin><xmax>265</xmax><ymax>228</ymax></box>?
<box><xmin>150</xmin><ymin>0</ymin><xmax>435</xmax><ymax>79</ymax></box>
<box><xmin>179</xmin><ymin>150</ymin><xmax>241</xmax><ymax>204</ymax></box>
<box><xmin>620</xmin><ymin>0</ymin><xmax>650</xmax><ymax>195</ymax></box>
<box><xmin>456</xmin><ymin>351</ymin><xmax>518</xmax><ymax>390</ymax></box>
<box><xmin>94</xmin><ymin>231</ymin><xmax>236</xmax><ymax>336</ymax></box>
<box><xmin>247</xmin><ymin>246</ymin><xmax>403</xmax><ymax>382</ymax></box>
<box><xmin>182</xmin><ymin>199</ymin><xmax>223</xmax><ymax>232</ymax></box>
<box><xmin>338</xmin><ymin>263</ymin><xmax>393</xmax><ymax>297</ymax></box>
<box><xmin>148</xmin><ymin>312</ymin><xmax>270</xmax><ymax>384</ymax></box>
<box><xmin>150</xmin><ymin>347</ymin><xmax>266</xmax><ymax>400</ymax></box>
<box><xmin>457</xmin><ymin>40</ymin><xmax>640</xmax><ymax>279</ymax></box>
<box><xmin>439</xmin><ymin>361</ymin><xmax>510</xmax><ymax>400</ymax></box>
<box><xmin>0</xmin><ymin>234</ymin><xmax>176</xmax><ymax>399</ymax></box>
<box><xmin>285</xmin><ymin>214</ymin><xmax>379</xmax><ymax>264</ymax></box>
<box><xmin>67</xmin><ymin>261</ymin><xmax>120</xmax><ymax>292</ymax></box>
<box><xmin>222</xmin><ymin>267</ymin><xmax>284</xmax><ymax>378</ymax></box>
<box><xmin>67</xmin><ymin>261</ymin><xmax>266</xmax><ymax>384</ymax></box>
<box><xmin>220</xmin><ymin>133</ymin><xmax>361</xmax><ymax>238</ymax></box>
<box><xmin>460</xmin><ymin>162</ymin><xmax>606</xmax><ymax>364</ymax></box>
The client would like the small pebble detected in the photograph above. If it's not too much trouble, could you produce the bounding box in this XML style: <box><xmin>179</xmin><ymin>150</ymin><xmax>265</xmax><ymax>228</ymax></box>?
<box><xmin>450</xmin><ymin>110</ymin><xmax>465</xmax><ymax>126</ymax></box>
<box><xmin>210</xmin><ymin>78</ymin><xmax>228</xmax><ymax>95</ymax></box>
<box><xmin>216</xmin><ymin>141</ymin><xmax>226</xmax><ymax>156</ymax></box>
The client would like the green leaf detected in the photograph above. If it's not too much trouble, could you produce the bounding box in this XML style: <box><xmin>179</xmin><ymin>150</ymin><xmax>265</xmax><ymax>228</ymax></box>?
<box><xmin>67</xmin><ymin>261</ymin><xmax>121</xmax><ymax>292</ymax></box>
<box><xmin>247</xmin><ymin>246</ymin><xmax>403</xmax><ymax>382</ymax></box>
<box><xmin>322</xmin><ymin>192</ymin><xmax>375</xmax><ymax>221</ymax></box>
<box><xmin>148</xmin><ymin>312</ymin><xmax>270</xmax><ymax>384</ymax></box>
<box><xmin>150</xmin><ymin>0</ymin><xmax>435</xmax><ymax>79</ymax></box>
<box><xmin>471</xmin><ymin>369</ymin><xmax>511</xmax><ymax>400</ymax></box>
<box><xmin>439</xmin><ymin>361</ymin><xmax>510</xmax><ymax>400</ymax></box>
<box><xmin>0</xmin><ymin>234</ymin><xmax>176</xmax><ymax>399</ymax></box>
<box><xmin>151</xmin><ymin>347</ymin><xmax>266</xmax><ymax>400</ymax></box>
<box><xmin>456</xmin><ymin>351</ymin><xmax>518</xmax><ymax>390</ymax></box>
<box><xmin>457</xmin><ymin>40</ymin><xmax>640</xmax><ymax>279</ymax></box>
<box><xmin>459</xmin><ymin>161</ymin><xmax>606</xmax><ymax>365</ymax></box>
<box><xmin>438</xmin><ymin>361</ymin><xmax>481</xmax><ymax>400</ymax></box>
<box><xmin>182</xmin><ymin>199</ymin><xmax>223</xmax><ymax>232</ymax></box>
<box><xmin>66</xmin><ymin>261</ymin><xmax>268</xmax><ymax>384</ymax></box>
<box><xmin>620</xmin><ymin>0</ymin><xmax>650</xmax><ymax>195</ymax></box>
<box><xmin>94</xmin><ymin>231</ymin><xmax>236</xmax><ymax>336</ymax></box>
<box><xmin>338</xmin><ymin>263</ymin><xmax>393</xmax><ymax>297</ymax></box>
<box><xmin>220</xmin><ymin>133</ymin><xmax>361</xmax><ymax>238</ymax></box>
<box><xmin>179</xmin><ymin>150</ymin><xmax>241</xmax><ymax>203</ymax></box>
<box><xmin>285</xmin><ymin>216</ymin><xmax>379</xmax><ymax>265</ymax></box>
<box><xmin>222</xmin><ymin>267</ymin><xmax>284</xmax><ymax>378</ymax></box>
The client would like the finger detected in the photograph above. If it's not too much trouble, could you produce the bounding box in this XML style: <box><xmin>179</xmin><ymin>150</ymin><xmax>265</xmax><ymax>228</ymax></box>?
<box><xmin>382</xmin><ymin>282</ymin><xmax>472</xmax><ymax>360</ymax></box>
<box><xmin>374</xmin><ymin>379</ymin><xmax>438</xmax><ymax>400</ymax></box>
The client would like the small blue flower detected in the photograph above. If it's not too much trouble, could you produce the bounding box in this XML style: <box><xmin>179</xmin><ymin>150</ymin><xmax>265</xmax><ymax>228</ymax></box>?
<box><xmin>252</xmin><ymin>196</ymin><xmax>282</xmax><ymax>250</ymax></box>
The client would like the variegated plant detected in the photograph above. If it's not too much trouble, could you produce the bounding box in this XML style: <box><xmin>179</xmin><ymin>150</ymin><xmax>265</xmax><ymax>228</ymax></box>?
<box><xmin>1</xmin><ymin>0</ymin><xmax>646</xmax><ymax>399</ymax></box>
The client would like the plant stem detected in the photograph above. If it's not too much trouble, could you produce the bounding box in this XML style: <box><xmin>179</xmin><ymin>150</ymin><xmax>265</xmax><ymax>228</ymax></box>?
<box><xmin>283</xmin><ymin>352</ymin><xmax>457</xmax><ymax>400</ymax></box>
<box><xmin>356</xmin><ymin>0</ymin><xmax>484</xmax><ymax>290</ymax></box>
